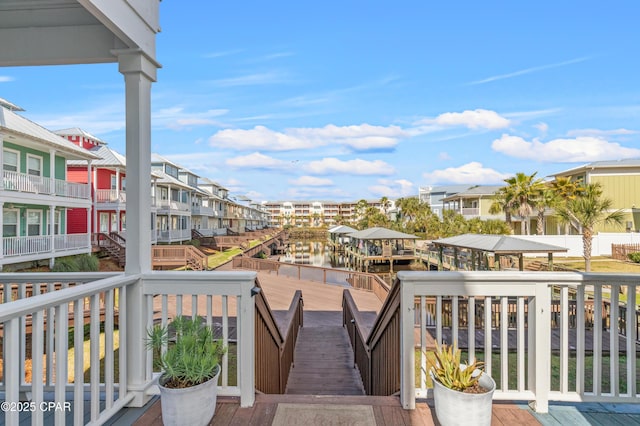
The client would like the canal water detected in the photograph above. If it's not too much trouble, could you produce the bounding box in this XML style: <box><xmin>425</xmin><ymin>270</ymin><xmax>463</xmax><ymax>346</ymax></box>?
<box><xmin>276</xmin><ymin>239</ymin><xmax>348</xmax><ymax>269</ymax></box>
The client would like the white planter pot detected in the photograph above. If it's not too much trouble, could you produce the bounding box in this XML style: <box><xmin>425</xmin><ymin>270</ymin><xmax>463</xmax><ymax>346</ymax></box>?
<box><xmin>158</xmin><ymin>365</ymin><xmax>220</xmax><ymax>426</ymax></box>
<box><xmin>431</xmin><ymin>370</ymin><xmax>495</xmax><ymax>426</ymax></box>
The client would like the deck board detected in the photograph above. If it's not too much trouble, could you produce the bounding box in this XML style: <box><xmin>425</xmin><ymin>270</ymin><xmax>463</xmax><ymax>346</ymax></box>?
<box><xmin>133</xmin><ymin>395</ymin><xmax>541</xmax><ymax>425</ymax></box>
<box><xmin>285</xmin><ymin>326</ymin><xmax>365</xmax><ymax>395</ymax></box>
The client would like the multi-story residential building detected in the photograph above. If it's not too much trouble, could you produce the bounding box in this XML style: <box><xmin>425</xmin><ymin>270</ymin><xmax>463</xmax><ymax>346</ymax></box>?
<box><xmin>419</xmin><ymin>185</ymin><xmax>472</xmax><ymax>218</ymax></box>
<box><xmin>261</xmin><ymin>199</ymin><xmax>395</xmax><ymax>227</ymax></box>
<box><xmin>549</xmin><ymin>159</ymin><xmax>640</xmax><ymax>233</ymax></box>
<box><xmin>0</xmin><ymin>100</ymin><xmax>98</xmax><ymax>269</ymax></box>
<box><xmin>59</xmin><ymin>128</ymin><xmax>129</xmax><ymax>236</ymax></box>
<box><xmin>441</xmin><ymin>185</ymin><xmax>504</xmax><ymax>220</ymax></box>
<box><xmin>151</xmin><ymin>154</ymin><xmax>193</xmax><ymax>243</ymax></box>
<box><xmin>198</xmin><ymin>177</ymin><xmax>228</xmax><ymax>234</ymax></box>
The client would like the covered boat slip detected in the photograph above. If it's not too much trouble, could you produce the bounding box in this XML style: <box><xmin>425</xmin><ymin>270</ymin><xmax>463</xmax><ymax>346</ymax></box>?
<box><xmin>428</xmin><ymin>234</ymin><xmax>569</xmax><ymax>271</ymax></box>
<box><xmin>341</xmin><ymin>227</ymin><xmax>420</xmax><ymax>273</ymax></box>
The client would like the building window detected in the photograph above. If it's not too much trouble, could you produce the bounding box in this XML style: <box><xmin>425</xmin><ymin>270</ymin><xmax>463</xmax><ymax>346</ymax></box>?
<box><xmin>121</xmin><ymin>213</ymin><xmax>126</xmax><ymax>230</ymax></box>
<box><xmin>26</xmin><ymin>210</ymin><xmax>42</xmax><ymax>236</ymax></box>
<box><xmin>111</xmin><ymin>175</ymin><xmax>117</xmax><ymax>190</ymax></box>
<box><xmin>3</xmin><ymin>209</ymin><xmax>19</xmax><ymax>237</ymax></box>
<box><xmin>111</xmin><ymin>213</ymin><xmax>117</xmax><ymax>232</ymax></box>
<box><xmin>27</xmin><ymin>155</ymin><xmax>42</xmax><ymax>177</ymax></box>
<box><xmin>100</xmin><ymin>212</ymin><xmax>109</xmax><ymax>232</ymax></box>
<box><xmin>3</xmin><ymin>149</ymin><xmax>19</xmax><ymax>172</ymax></box>
<box><xmin>121</xmin><ymin>177</ymin><xmax>126</xmax><ymax>191</ymax></box>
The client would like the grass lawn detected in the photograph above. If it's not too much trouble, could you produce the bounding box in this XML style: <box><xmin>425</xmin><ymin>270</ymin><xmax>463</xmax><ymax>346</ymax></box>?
<box><xmin>207</xmin><ymin>248</ymin><xmax>243</xmax><ymax>269</ymax></box>
<box><xmin>552</xmin><ymin>257</ymin><xmax>640</xmax><ymax>273</ymax></box>
<box><xmin>416</xmin><ymin>349</ymin><xmax>640</xmax><ymax>394</ymax></box>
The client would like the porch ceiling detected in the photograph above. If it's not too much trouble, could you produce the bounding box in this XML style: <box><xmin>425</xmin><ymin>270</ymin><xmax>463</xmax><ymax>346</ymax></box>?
<box><xmin>0</xmin><ymin>0</ymin><xmax>159</xmax><ymax>66</ymax></box>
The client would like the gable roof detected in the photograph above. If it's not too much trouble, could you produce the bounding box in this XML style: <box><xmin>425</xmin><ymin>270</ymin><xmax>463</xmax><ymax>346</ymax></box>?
<box><xmin>55</xmin><ymin>127</ymin><xmax>106</xmax><ymax>145</ymax></box>
<box><xmin>432</xmin><ymin>234</ymin><xmax>568</xmax><ymax>254</ymax></box>
<box><xmin>348</xmin><ymin>227</ymin><xmax>418</xmax><ymax>240</ymax></box>
<box><xmin>67</xmin><ymin>145</ymin><xmax>126</xmax><ymax>167</ymax></box>
<box><xmin>0</xmin><ymin>107</ymin><xmax>98</xmax><ymax>160</ymax></box>
<box><xmin>328</xmin><ymin>225</ymin><xmax>357</xmax><ymax>234</ymax></box>
<box><xmin>552</xmin><ymin>159</ymin><xmax>640</xmax><ymax>177</ymax></box>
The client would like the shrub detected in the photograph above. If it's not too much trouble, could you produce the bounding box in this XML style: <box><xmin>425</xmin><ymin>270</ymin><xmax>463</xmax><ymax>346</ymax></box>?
<box><xmin>628</xmin><ymin>252</ymin><xmax>640</xmax><ymax>263</ymax></box>
<box><xmin>76</xmin><ymin>254</ymin><xmax>100</xmax><ymax>271</ymax></box>
<box><xmin>52</xmin><ymin>257</ymin><xmax>80</xmax><ymax>272</ymax></box>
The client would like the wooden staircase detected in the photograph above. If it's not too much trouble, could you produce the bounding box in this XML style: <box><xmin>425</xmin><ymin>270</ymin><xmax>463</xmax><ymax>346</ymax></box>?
<box><xmin>184</xmin><ymin>245</ymin><xmax>207</xmax><ymax>270</ymax></box>
<box><xmin>285</xmin><ymin>326</ymin><xmax>365</xmax><ymax>395</ymax></box>
<box><xmin>99</xmin><ymin>232</ymin><xmax>126</xmax><ymax>267</ymax></box>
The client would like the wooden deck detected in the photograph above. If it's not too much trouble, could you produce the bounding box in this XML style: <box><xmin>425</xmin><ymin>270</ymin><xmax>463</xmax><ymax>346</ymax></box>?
<box><xmin>285</xmin><ymin>326</ymin><xmax>364</xmax><ymax>395</ymax></box>
<box><xmin>132</xmin><ymin>394</ymin><xmax>541</xmax><ymax>425</ymax></box>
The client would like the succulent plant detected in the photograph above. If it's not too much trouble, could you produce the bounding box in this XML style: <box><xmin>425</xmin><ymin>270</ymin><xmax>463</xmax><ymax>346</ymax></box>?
<box><xmin>429</xmin><ymin>343</ymin><xmax>485</xmax><ymax>392</ymax></box>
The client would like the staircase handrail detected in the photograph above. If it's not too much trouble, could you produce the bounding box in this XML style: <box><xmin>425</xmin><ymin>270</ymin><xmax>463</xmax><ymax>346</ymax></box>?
<box><xmin>254</xmin><ymin>278</ymin><xmax>303</xmax><ymax>394</ymax></box>
<box><xmin>343</xmin><ymin>278</ymin><xmax>401</xmax><ymax>396</ymax></box>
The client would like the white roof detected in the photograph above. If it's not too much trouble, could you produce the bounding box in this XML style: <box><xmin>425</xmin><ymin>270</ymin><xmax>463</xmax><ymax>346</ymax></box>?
<box><xmin>0</xmin><ymin>106</ymin><xmax>98</xmax><ymax>160</ymax></box>
<box><xmin>55</xmin><ymin>127</ymin><xmax>106</xmax><ymax>145</ymax></box>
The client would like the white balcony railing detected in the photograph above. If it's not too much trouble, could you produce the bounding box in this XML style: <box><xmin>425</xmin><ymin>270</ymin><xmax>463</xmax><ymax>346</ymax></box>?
<box><xmin>157</xmin><ymin>229</ymin><xmax>191</xmax><ymax>241</ymax></box>
<box><xmin>95</xmin><ymin>189</ymin><xmax>126</xmax><ymax>203</ymax></box>
<box><xmin>460</xmin><ymin>207</ymin><xmax>480</xmax><ymax>216</ymax></box>
<box><xmin>398</xmin><ymin>271</ymin><xmax>640</xmax><ymax>412</ymax></box>
<box><xmin>3</xmin><ymin>170</ymin><xmax>90</xmax><ymax>199</ymax></box>
<box><xmin>156</xmin><ymin>199</ymin><xmax>190</xmax><ymax>211</ymax></box>
<box><xmin>0</xmin><ymin>271</ymin><xmax>257</xmax><ymax>425</ymax></box>
<box><xmin>192</xmin><ymin>205</ymin><xmax>214</xmax><ymax>216</ymax></box>
<box><xmin>3</xmin><ymin>234</ymin><xmax>91</xmax><ymax>258</ymax></box>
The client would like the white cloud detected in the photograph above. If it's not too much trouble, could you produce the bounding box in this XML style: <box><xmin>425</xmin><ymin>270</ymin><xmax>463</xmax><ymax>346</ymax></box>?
<box><xmin>423</xmin><ymin>162</ymin><xmax>511</xmax><ymax>184</ymax></box>
<box><xmin>415</xmin><ymin>109</ymin><xmax>510</xmax><ymax>130</ymax></box>
<box><xmin>307</xmin><ymin>158</ymin><xmax>395</xmax><ymax>176</ymax></box>
<box><xmin>243</xmin><ymin>190</ymin><xmax>263</xmax><ymax>200</ymax></box>
<box><xmin>208</xmin><ymin>72</ymin><xmax>288</xmax><ymax>87</ymax></box>
<box><xmin>566</xmin><ymin>128</ymin><xmax>639</xmax><ymax>137</ymax></box>
<box><xmin>368</xmin><ymin>179</ymin><xmax>414</xmax><ymax>198</ymax></box>
<box><xmin>466</xmin><ymin>57</ymin><xmax>590</xmax><ymax>85</ymax></box>
<box><xmin>285</xmin><ymin>187</ymin><xmax>351</xmax><ymax>199</ymax></box>
<box><xmin>0</xmin><ymin>76</ymin><xmax>14</xmax><ymax>83</ymax></box>
<box><xmin>289</xmin><ymin>176</ymin><xmax>333</xmax><ymax>186</ymax></box>
<box><xmin>209</xmin><ymin>124</ymin><xmax>407</xmax><ymax>152</ymax></box>
<box><xmin>225</xmin><ymin>152</ymin><xmax>292</xmax><ymax>170</ymax></box>
<box><xmin>491</xmin><ymin>134</ymin><xmax>640</xmax><ymax>162</ymax></box>
<box><xmin>534</xmin><ymin>122</ymin><xmax>549</xmax><ymax>135</ymax></box>
<box><xmin>155</xmin><ymin>107</ymin><xmax>229</xmax><ymax>130</ymax></box>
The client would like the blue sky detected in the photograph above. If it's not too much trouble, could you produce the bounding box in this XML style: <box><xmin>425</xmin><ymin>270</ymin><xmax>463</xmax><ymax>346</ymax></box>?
<box><xmin>1</xmin><ymin>1</ymin><xmax>640</xmax><ymax>202</ymax></box>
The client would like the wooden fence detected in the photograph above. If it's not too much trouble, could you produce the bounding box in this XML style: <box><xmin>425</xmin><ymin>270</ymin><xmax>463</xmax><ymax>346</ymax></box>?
<box><xmin>612</xmin><ymin>243</ymin><xmax>640</xmax><ymax>261</ymax></box>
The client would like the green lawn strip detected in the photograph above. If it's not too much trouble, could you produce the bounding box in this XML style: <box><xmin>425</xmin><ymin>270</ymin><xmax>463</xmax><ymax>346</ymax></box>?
<box><xmin>415</xmin><ymin>349</ymin><xmax>640</xmax><ymax>394</ymax></box>
<box><xmin>207</xmin><ymin>248</ymin><xmax>243</xmax><ymax>269</ymax></box>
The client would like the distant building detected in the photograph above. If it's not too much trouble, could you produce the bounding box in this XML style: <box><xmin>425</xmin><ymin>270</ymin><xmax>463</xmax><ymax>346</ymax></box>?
<box><xmin>441</xmin><ymin>185</ymin><xmax>505</xmax><ymax>220</ymax></box>
<box><xmin>262</xmin><ymin>199</ymin><xmax>395</xmax><ymax>227</ymax></box>
<box><xmin>419</xmin><ymin>185</ymin><xmax>472</xmax><ymax>218</ymax></box>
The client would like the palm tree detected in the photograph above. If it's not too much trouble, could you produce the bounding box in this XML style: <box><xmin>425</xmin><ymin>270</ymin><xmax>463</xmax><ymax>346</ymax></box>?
<box><xmin>550</xmin><ymin>176</ymin><xmax>586</xmax><ymax>200</ymax></box>
<box><xmin>533</xmin><ymin>186</ymin><xmax>558</xmax><ymax>235</ymax></box>
<box><xmin>508</xmin><ymin>172</ymin><xmax>546</xmax><ymax>235</ymax></box>
<box><xmin>554</xmin><ymin>183</ymin><xmax>625</xmax><ymax>271</ymax></box>
<box><xmin>489</xmin><ymin>187</ymin><xmax>514</xmax><ymax>229</ymax></box>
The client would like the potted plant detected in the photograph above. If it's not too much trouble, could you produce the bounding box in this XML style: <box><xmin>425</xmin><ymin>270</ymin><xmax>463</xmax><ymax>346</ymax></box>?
<box><xmin>429</xmin><ymin>343</ymin><xmax>495</xmax><ymax>426</ymax></box>
<box><xmin>147</xmin><ymin>316</ymin><xmax>227</xmax><ymax>426</ymax></box>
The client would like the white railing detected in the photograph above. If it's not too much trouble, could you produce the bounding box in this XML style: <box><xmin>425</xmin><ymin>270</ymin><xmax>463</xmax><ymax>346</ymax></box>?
<box><xmin>3</xmin><ymin>171</ymin><xmax>90</xmax><ymax>199</ymax></box>
<box><xmin>3</xmin><ymin>170</ymin><xmax>50</xmax><ymax>194</ymax></box>
<box><xmin>54</xmin><ymin>233</ymin><xmax>91</xmax><ymax>251</ymax></box>
<box><xmin>0</xmin><ymin>271</ymin><xmax>257</xmax><ymax>425</ymax></box>
<box><xmin>54</xmin><ymin>179</ymin><xmax>90</xmax><ymax>199</ymax></box>
<box><xmin>3</xmin><ymin>234</ymin><xmax>91</xmax><ymax>258</ymax></box>
<box><xmin>156</xmin><ymin>199</ymin><xmax>190</xmax><ymax>211</ymax></box>
<box><xmin>398</xmin><ymin>271</ymin><xmax>640</xmax><ymax>413</ymax></box>
<box><xmin>95</xmin><ymin>189</ymin><xmax>126</xmax><ymax>203</ymax></box>
<box><xmin>157</xmin><ymin>229</ymin><xmax>191</xmax><ymax>241</ymax></box>
<box><xmin>192</xmin><ymin>205</ymin><xmax>214</xmax><ymax>216</ymax></box>
<box><xmin>460</xmin><ymin>207</ymin><xmax>480</xmax><ymax>216</ymax></box>
<box><xmin>3</xmin><ymin>235</ymin><xmax>51</xmax><ymax>256</ymax></box>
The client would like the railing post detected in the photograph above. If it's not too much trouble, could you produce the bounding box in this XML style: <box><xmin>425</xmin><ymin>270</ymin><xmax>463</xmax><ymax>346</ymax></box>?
<box><xmin>239</xmin><ymin>277</ymin><xmax>256</xmax><ymax>407</ymax></box>
<box><xmin>531</xmin><ymin>282</ymin><xmax>551</xmax><ymax>413</ymax></box>
<box><xmin>399</xmin><ymin>277</ymin><xmax>416</xmax><ymax>409</ymax></box>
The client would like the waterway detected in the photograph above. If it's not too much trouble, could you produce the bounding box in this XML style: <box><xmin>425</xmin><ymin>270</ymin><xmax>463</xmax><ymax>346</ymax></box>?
<box><xmin>276</xmin><ymin>238</ymin><xmax>424</xmax><ymax>276</ymax></box>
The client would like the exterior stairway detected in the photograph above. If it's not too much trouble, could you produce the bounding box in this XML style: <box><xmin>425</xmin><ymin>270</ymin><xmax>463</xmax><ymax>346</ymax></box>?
<box><xmin>99</xmin><ymin>232</ymin><xmax>126</xmax><ymax>267</ymax></box>
<box><xmin>285</xmin><ymin>325</ymin><xmax>365</xmax><ymax>395</ymax></box>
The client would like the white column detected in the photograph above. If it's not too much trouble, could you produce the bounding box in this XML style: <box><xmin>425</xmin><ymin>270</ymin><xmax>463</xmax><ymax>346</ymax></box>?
<box><xmin>49</xmin><ymin>204</ymin><xmax>55</xmax><ymax>268</ymax></box>
<box><xmin>0</xmin><ymin>202</ymin><xmax>4</xmax><ymax>270</ymax></box>
<box><xmin>399</xmin><ymin>275</ymin><xmax>416</xmax><ymax>409</ymax></box>
<box><xmin>532</xmin><ymin>282</ymin><xmax>551</xmax><ymax>413</ymax></box>
<box><xmin>115</xmin><ymin>167</ymin><xmax>120</xmax><ymax>199</ymax></box>
<box><xmin>91</xmin><ymin>162</ymin><xmax>98</xmax><ymax>234</ymax></box>
<box><xmin>0</xmin><ymin>135</ymin><xmax>4</xmax><ymax>190</ymax></box>
<box><xmin>49</xmin><ymin>149</ymin><xmax>56</xmax><ymax>195</ymax></box>
<box><xmin>116</xmin><ymin>49</ymin><xmax>158</xmax><ymax>408</ymax></box>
